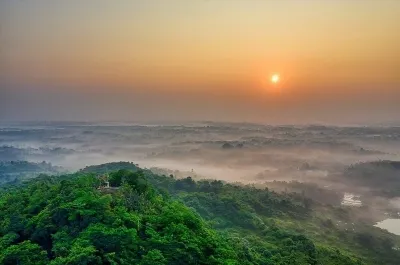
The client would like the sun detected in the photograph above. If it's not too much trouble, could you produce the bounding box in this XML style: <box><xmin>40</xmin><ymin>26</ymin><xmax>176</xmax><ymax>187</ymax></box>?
<box><xmin>271</xmin><ymin>74</ymin><xmax>280</xmax><ymax>84</ymax></box>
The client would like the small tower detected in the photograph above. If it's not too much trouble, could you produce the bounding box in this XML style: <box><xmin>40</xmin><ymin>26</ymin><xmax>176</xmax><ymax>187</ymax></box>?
<box><xmin>98</xmin><ymin>174</ymin><xmax>110</xmax><ymax>189</ymax></box>
<box><xmin>104</xmin><ymin>176</ymin><xmax>110</xmax><ymax>188</ymax></box>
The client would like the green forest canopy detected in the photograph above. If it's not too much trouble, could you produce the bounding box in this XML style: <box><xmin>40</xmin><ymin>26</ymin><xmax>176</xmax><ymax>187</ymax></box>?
<box><xmin>0</xmin><ymin>162</ymin><xmax>399</xmax><ymax>265</ymax></box>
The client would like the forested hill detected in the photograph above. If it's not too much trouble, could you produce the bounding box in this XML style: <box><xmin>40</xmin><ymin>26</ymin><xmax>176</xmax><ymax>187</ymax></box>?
<box><xmin>0</xmin><ymin>162</ymin><xmax>399</xmax><ymax>264</ymax></box>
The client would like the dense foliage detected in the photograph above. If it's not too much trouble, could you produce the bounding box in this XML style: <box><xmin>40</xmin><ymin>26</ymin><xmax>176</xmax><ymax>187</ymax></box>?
<box><xmin>0</xmin><ymin>162</ymin><xmax>399</xmax><ymax>264</ymax></box>
<box><xmin>0</xmin><ymin>172</ymin><xmax>237</xmax><ymax>264</ymax></box>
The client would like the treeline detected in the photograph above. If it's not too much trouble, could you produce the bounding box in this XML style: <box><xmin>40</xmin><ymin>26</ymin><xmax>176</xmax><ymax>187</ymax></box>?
<box><xmin>343</xmin><ymin>160</ymin><xmax>400</xmax><ymax>197</ymax></box>
<box><xmin>0</xmin><ymin>161</ymin><xmax>62</xmax><ymax>185</ymax></box>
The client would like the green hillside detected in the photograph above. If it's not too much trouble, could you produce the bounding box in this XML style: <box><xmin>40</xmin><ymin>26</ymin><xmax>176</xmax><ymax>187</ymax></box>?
<box><xmin>0</xmin><ymin>162</ymin><xmax>399</xmax><ymax>264</ymax></box>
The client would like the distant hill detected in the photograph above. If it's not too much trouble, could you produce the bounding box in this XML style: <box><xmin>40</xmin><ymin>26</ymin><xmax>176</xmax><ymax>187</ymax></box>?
<box><xmin>347</xmin><ymin>160</ymin><xmax>400</xmax><ymax>173</ymax></box>
<box><xmin>79</xmin><ymin>161</ymin><xmax>140</xmax><ymax>174</ymax></box>
<box><xmin>343</xmin><ymin>160</ymin><xmax>400</xmax><ymax>197</ymax></box>
<box><xmin>0</xmin><ymin>160</ymin><xmax>64</xmax><ymax>185</ymax></box>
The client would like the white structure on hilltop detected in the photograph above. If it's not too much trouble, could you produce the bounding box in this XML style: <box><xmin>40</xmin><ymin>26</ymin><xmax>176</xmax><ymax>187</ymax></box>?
<box><xmin>98</xmin><ymin>174</ymin><xmax>110</xmax><ymax>189</ymax></box>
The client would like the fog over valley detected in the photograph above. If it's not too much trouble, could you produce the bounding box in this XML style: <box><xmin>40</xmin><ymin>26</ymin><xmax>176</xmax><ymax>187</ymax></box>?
<box><xmin>1</xmin><ymin>122</ymin><xmax>400</xmax><ymax>211</ymax></box>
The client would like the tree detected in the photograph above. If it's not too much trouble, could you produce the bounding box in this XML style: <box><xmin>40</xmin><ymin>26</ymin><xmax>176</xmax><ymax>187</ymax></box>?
<box><xmin>0</xmin><ymin>240</ymin><xmax>49</xmax><ymax>265</ymax></box>
<box><xmin>140</xmin><ymin>250</ymin><xmax>167</xmax><ymax>265</ymax></box>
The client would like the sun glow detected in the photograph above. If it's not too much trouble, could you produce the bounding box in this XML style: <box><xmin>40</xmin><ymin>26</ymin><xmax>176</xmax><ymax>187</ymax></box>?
<box><xmin>271</xmin><ymin>74</ymin><xmax>280</xmax><ymax>84</ymax></box>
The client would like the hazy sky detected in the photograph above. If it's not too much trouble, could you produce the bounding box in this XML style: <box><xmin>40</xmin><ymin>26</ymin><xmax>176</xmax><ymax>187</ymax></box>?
<box><xmin>1</xmin><ymin>0</ymin><xmax>399</xmax><ymax>124</ymax></box>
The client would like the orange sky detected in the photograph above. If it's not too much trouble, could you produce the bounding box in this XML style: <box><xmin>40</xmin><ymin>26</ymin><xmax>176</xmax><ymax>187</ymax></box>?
<box><xmin>1</xmin><ymin>0</ymin><xmax>399</xmax><ymax>123</ymax></box>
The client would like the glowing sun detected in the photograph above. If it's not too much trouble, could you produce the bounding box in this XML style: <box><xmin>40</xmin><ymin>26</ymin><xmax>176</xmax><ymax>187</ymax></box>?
<box><xmin>271</xmin><ymin>74</ymin><xmax>280</xmax><ymax>84</ymax></box>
